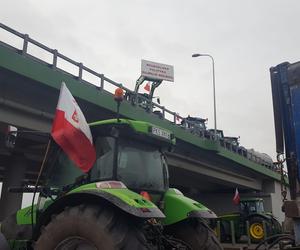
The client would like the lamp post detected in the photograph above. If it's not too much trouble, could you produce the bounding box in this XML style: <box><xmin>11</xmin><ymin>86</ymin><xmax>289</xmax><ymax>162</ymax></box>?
<box><xmin>192</xmin><ymin>53</ymin><xmax>217</xmax><ymax>140</ymax></box>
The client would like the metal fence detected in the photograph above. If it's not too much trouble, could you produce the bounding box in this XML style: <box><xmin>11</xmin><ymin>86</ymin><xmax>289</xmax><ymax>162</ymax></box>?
<box><xmin>0</xmin><ymin>23</ymin><xmax>285</xmax><ymax>175</ymax></box>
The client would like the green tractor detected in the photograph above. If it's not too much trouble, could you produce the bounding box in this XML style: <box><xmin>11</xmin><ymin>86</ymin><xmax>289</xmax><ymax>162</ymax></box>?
<box><xmin>217</xmin><ymin>198</ymin><xmax>282</xmax><ymax>243</ymax></box>
<box><xmin>0</xmin><ymin>119</ymin><xmax>222</xmax><ymax>249</ymax></box>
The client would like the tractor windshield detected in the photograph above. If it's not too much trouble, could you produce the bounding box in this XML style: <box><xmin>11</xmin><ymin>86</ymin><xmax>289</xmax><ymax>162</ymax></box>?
<box><xmin>47</xmin><ymin>136</ymin><xmax>168</xmax><ymax>192</ymax></box>
<box><xmin>90</xmin><ymin>137</ymin><xmax>168</xmax><ymax>192</ymax></box>
<box><xmin>116</xmin><ymin>138</ymin><xmax>167</xmax><ymax>192</ymax></box>
<box><xmin>240</xmin><ymin>200</ymin><xmax>265</xmax><ymax>214</ymax></box>
<box><xmin>256</xmin><ymin>200</ymin><xmax>265</xmax><ymax>213</ymax></box>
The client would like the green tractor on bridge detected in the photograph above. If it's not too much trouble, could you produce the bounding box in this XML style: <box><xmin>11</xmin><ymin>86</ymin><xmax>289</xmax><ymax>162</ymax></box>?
<box><xmin>0</xmin><ymin>118</ymin><xmax>222</xmax><ymax>250</ymax></box>
<box><xmin>217</xmin><ymin>198</ymin><xmax>282</xmax><ymax>243</ymax></box>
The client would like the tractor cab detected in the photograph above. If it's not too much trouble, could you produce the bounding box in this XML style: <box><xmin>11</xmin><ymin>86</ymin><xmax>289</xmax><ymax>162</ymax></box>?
<box><xmin>124</xmin><ymin>75</ymin><xmax>162</xmax><ymax>112</ymax></box>
<box><xmin>45</xmin><ymin>119</ymin><xmax>175</xmax><ymax>197</ymax></box>
<box><xmin>239</xmin><ymin>198</ymin><xmax>265</xmax><ymax>215</ymax></box>
<box><xmin>223</xmin><ymin>136</ymin><xmax>241</xmax><ymax>152</ymax></box>
<box><xmin>181</xmin><ymin>116</ymin><xmax>207</xmax><ymax>130</ymax></box>
<box><xmin>208</xmin><ymin>129</ymin><xmax>224</xmax><ymax>140</ymax></box>
<box><xmin>224</xmin><ymin>137</ymin><xmax>240</xmax><ymax>147</ymax></box>
<box><xmin>181</xmin><ymin>116</ymin><xmax>208</xmax><ymax>137</ymax></box>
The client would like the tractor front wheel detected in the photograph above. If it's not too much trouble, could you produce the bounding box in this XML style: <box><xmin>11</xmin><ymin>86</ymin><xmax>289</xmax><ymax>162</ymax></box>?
<box><xmin>35</xmin><ymin>204</ymin><xmax>149</xmax><ymax>250</ymax></box>
<box><xmin>165</xmin><ymin>219</ymin><xmax>223</xmax><ymax>250</ymax></box>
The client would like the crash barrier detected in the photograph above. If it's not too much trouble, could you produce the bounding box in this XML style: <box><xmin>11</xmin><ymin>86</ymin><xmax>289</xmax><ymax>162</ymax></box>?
<box><xmin>0</xmin><ymin>23</ymin><xmax>285</xmax><ymax>175</ymax></box>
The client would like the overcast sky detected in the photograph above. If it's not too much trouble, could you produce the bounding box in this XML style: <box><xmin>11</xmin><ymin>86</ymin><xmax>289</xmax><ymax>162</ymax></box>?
<box><xmin>1</xmin><ymin>0</ymin><xmax>300</xmax><ymax>160</ymax></box>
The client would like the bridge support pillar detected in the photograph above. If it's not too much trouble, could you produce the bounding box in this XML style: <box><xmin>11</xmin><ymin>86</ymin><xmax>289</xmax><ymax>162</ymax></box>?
<box><xmin>0</xmin><ymin>154</ymin><xmax>27</xmax><ymax>220</ymax></box>
<box><xmin>262</xmin><ymin>179</ymin><xmax>290</xmax><ymax>223</ymax></box>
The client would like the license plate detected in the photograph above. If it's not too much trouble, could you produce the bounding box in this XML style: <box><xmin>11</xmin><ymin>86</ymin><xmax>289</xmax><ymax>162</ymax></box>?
<box><xmin>151</xmin><ymin>126</ymin><xmax>171</xmax><ymax>140</ymax></box>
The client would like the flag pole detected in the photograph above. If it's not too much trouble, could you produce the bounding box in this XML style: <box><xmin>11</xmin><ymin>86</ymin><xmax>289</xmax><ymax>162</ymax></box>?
<box><xmin>116</xmin><ymin>101</ymin><xmax>121</xmax><ymax>122</ymax></box>
<box><xmin>31</xmin><ymin>139</ymin><xmax>52</xmax><ymax>234</ymax></box>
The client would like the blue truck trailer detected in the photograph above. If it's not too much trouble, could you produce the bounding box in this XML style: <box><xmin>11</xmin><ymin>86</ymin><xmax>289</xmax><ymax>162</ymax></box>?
<box><xmin>270</xmin><ymin>61</ymin><xmax>300</xmax><ymax>247</ymax></box>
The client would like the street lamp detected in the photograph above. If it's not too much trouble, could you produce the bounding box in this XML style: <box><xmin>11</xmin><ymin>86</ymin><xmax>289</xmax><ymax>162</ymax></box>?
<box><xmin>192</xmin><ymin>53</ymin><xmax>217</xmax><ymax>140</ymax></box>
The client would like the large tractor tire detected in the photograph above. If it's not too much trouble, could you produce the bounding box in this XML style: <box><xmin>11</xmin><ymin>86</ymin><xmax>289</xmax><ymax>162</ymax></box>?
<box><xmin>165</xmin><ymin>219</ymin><xmax>223</xmax><ymax>250</ymax></box>
<box><xmin>248</xmin><ymin>217</ymin><xmax>270</xmax><ymax>243</ymax></box>
<box><xmin>35</xmin><ymin>204</ymin><xmax>149</xmax><ymax>250</ymax></box>
<box><xmin>0</xmin><ymin>233</ymin><xmax>9</xmax><ymax>250</ymax></box>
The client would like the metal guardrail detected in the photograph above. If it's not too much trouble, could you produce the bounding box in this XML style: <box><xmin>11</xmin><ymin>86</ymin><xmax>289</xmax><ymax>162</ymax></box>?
<box><xmin>0</xmin><ymin>23</ymin><xmax>180</xmax><ymax>124</ymax></box>
<box><xmin>0</xmin><ymin>23</ymin><xmax>285</xmax><ymax>175</ymax></box>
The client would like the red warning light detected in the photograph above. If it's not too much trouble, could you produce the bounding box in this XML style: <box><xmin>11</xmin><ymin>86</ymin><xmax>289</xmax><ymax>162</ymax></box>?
<box><xmin>114</xmin><ymin>88</ymin><xmax>124</xmax><ymax>102</ymax></box>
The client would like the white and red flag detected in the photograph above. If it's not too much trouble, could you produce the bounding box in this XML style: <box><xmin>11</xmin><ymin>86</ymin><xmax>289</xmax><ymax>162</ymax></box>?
<box><xmin>144</xmin><ymin>82</ymin><xmax>151</xmax><ymax>92</ymax></box>
<box><xmin>51</xmin><ymin>82</ymin><xmax>96</xmax><ymax>172</ymax></box>
<box><xmin>232</xmin><ymin>187</ymin><xmax>240</xmax><ymax>205</ymax></box>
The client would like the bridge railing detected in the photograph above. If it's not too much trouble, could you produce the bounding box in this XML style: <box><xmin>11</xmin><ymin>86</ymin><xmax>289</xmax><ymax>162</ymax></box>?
<box><xmin>0</xmin><ymin>23</ymin><xmax>282</xmax><ymax>175</ymax></box>
<box><xmin>0</xmin><ymin>23</ymin><xmax>182</xmax><ymax>123</ymax></box>
<box><xmin>0</xmin><ymin>23</ymin><xmax>186</xmax><ymax>122</ymax></box>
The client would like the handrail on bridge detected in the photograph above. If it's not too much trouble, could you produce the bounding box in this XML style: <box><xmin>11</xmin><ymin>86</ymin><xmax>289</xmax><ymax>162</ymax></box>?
<box><xmin>0</xmin><ymin>23</ymin><xmax>283</xmax><ymax>175</ymax></box>
<box><xmin>0</xmin><ymin>23</ymin><xmax>180</xmax><ymax>123</ymax></box>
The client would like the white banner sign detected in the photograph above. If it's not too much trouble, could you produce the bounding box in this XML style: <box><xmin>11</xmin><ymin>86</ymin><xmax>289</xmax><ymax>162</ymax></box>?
<box><xmin>141</xmin><ymin>60</ymin><xmax>174</xmax><ymax>82</ymax></box>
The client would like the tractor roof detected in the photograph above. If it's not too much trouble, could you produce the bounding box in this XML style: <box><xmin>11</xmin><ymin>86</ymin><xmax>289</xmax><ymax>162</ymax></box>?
<box><xmin>224</xmin><ymin>136</ymin><xmax>239</xmax><ymax>141</ymax></box>
<box><xmin>185</xmin><ymin>116</ymin><xmax>207</xmax><ymax>123</ymax></box>
<box><xmin>89</xmin><ymin>119</ymin><xmax>176</xmax><ymax>145</ymax></box>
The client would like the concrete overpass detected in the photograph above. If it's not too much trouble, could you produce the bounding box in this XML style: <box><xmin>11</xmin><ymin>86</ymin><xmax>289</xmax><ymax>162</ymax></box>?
<box><xmin>0</xmin><ymin>23</ymin><xmax>287</xmax><ymax>221</ymax></box>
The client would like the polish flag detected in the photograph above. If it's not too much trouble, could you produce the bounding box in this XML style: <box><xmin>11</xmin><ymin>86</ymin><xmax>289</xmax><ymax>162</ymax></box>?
<box><xmin>51</xmin><ymin>82</ymin><xmax>96</xmax><ymax>172</ymax></box>
<box><xmin>233</xmin><ymin>188</ymin><xmax>240</xmax><ymax>205</ymax></box>
<box><xmin>144</xmin><ymin>82</ymin><xmax>151</xmax><ymax>92</ymax></box>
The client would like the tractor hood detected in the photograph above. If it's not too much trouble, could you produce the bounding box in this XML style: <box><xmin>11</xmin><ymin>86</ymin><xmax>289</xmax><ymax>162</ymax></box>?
<box><xmin>68</xmin><ymin>181</ymin><xmax>165</xmax><ymax>219</ymax></box>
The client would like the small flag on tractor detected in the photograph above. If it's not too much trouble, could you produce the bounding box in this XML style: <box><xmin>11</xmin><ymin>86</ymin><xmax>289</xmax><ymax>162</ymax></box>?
<box><xmin>176</xmin><ymin>113</ymin><xmax>181</xmax><ymax>122</ymax></box>
<box><xmin>233</xmin><ymin>187</ymin><xmax>240</xmax><ymax>205</ymax></box>
<box><xmin>144</xmin><ymin>82</ymin><xmax>151</xmax><ymax>92</ymax></box>
<box><xmin>51</xmin><ymin>82</ymin><xmax>96</xmax><ymax>172</ymax></box>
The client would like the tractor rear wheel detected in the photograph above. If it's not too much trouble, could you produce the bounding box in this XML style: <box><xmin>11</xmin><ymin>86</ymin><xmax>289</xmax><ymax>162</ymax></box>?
<box><xmin>34</xmin><ymin>204</ymin><xmax>149</xmax><ymax>250</ymax></box>
<box><xmin>165</xmin><ymin>219</ymin><xmax>223</xmax><ymax>250</ymax></box>
<box><xmin>248</xmin><ymin>217</ymin><xmax>269</xmax><ymax>243</ymax></box>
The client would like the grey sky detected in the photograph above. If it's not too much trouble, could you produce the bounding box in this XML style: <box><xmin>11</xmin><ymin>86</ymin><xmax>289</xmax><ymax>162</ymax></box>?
<box><xmin>1</xmin><ymin>0</ymin><xmax>300</xmax><ymax>160</ymax></box>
